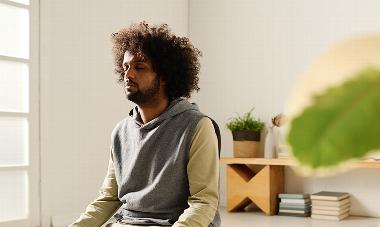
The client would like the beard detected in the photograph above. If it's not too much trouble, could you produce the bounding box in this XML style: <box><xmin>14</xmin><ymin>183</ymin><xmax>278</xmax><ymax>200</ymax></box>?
<box><xmin>125</xmin><ymin>77</ymin><xmax>161</xmax><ymax>105</ymax></box>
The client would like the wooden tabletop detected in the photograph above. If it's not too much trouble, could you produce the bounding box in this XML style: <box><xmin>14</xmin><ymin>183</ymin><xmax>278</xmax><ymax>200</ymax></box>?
<box><xmin>220</xmin><ymin>157</ymin><xmax>380</xmax><ymax>169</ymax></box>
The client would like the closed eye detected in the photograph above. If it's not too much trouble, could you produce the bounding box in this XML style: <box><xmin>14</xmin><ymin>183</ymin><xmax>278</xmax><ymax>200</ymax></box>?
<box><xmin>135</xmin><ymin>63</ymin><xmax>145</xmax><ymax>70</ymax></box>
<box><xmin>123</xmin><ymin>61</ymin><xmax>148</xmax><ymax>72</ymax></box>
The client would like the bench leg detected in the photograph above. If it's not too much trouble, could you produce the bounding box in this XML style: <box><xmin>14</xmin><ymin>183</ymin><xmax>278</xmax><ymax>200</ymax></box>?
<box><xmin>226</xmin><ymin>164</ymin><xmax>284</xmax><ymax>215</ymax></box>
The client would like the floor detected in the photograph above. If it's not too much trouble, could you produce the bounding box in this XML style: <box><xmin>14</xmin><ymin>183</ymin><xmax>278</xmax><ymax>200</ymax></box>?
<box><xmin>93</xmin><ymin>206</ymin><xmax>380</xmax><ymax>227</ymax></box>
<box><xmin>219</xmin><ymin>206</ymin><xmax>380</xmax><ymax>227</ymax></box>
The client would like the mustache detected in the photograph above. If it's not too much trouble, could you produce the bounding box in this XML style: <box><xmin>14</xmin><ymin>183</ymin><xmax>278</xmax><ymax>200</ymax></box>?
<box><xmin>124</xmin><ymin>79</ymin><xmax>137</xmax><ymax>86</ymax></box>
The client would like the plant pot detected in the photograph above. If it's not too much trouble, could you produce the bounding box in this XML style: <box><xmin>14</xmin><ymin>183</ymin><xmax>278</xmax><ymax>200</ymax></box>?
<box><xmin>232</xmin><ymin>130</ymin><xmax>261</xmax><ymax>158</ymax></box>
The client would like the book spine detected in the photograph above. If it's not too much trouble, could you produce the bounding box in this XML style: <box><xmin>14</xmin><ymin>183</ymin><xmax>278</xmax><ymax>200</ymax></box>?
<box><xmin>311</xmin><ymin>212</ymin><xmax>349</xmax><ymax>221</ymax></box>
<box><xmin>279</xmin><ymin>205</ymin><xmax>310</xmax><ymax>210</ymax></box>
<box><xmin>311</xmin><ymin>204</ymin><xmax>350</xmax><ymax>211</ymax></box>
<box><xmin>312</xmin><ymin>208</ymin><xmax>349</xmax><ymax>216</ymax></box>
<box><xmin>311</xmin><ymin>199</ymin><xmax>350</xmax><ymax>207</ymax></box>
<box><xmin>310</xmin><ymin>194</ymin><xmax>349</xmax><ymax>201</ymax></box>
<box><xmin>280</xmin><ymin>209</ymin><xmax>310</xmax><ymax>214</ymax></box>
<box><xmin>278</xmin><ymin>212</ymin><xmax>311</xmax><ymax>217</ymax></box>
<box><xmin>281</xmin><ymin>199</ymin><xmax>310</xmax><ymax>204</ymax></box>
<box><xmin>279</xmin><ymin>194</ymin><xmax>309</xmax><ymax>199</ymax></box>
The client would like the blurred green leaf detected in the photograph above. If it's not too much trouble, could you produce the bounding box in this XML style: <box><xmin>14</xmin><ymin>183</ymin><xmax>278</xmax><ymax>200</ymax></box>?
<box><xmin>288</xmin><ymin>67</ymin><xmax>380</xmax><ymax>168</ymax></box>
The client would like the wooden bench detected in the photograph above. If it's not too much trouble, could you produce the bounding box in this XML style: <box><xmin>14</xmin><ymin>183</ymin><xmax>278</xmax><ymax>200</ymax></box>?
<box><xmin>220</xmin><ymin>157</ymin><xmax>380</xmax><ymax>215</ymax></box>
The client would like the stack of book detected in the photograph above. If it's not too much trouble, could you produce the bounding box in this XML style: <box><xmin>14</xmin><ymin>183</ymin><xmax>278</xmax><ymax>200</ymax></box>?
<box><xmin>311</xmin><ymin>191</ymin><xmax>350</xmax><ymax>221</ymax></box>
<box><xmin>278</xmin><ymin>193</ymin><xmax>311</xmax><ymax>217</ymax></box>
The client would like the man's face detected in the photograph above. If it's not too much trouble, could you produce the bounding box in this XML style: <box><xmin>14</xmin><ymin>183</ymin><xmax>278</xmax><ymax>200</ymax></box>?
<box><xmin>122</xmin><ymin>51</ymin><xmax>162</xmax><ymax>105</ymax></box>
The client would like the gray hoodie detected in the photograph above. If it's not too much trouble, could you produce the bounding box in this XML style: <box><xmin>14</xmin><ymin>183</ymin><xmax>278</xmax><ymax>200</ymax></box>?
<box><xmin>111</xmin><ymin>98</ymin><xmax>220</xmax><ymax>226</ymax></box>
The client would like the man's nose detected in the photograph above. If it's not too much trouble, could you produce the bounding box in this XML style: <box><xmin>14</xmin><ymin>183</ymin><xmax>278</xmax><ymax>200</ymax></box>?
<box><xmin>124</xmin><ymin>68</ymin><xmax>135</xmax><ymax>82</ymax></box>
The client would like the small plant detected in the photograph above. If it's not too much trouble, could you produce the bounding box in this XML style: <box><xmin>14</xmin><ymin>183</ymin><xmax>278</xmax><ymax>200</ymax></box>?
<box><xmin>226</xmin><ymin>108</ymin><xmax>265</xmax><ymax>133</ymax></box>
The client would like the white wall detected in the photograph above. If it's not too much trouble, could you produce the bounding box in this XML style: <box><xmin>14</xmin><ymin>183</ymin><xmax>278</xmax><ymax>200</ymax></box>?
<box><xmin>39</xmin><ymin>0</ymin><xmax>380</xmax><ymax>225</ymax></box>
<box><xmin>40</xmin><ymin>1</ymin><xmax>188</xmax><ymax>226</ymax></box>
<box><xmin>189</xmin><ymin>0</ymin><xmax>380</xmax><ymax>217</ymax></box>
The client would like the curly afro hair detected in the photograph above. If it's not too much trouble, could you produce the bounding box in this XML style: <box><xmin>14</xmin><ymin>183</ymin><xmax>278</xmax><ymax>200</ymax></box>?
<box><xmin>111</xmin><ymin>22</ymin><xmax>202</xmax><ymax>100</ymax></box>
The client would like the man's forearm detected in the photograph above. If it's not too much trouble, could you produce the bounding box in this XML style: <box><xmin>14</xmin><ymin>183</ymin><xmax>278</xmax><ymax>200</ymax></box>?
<box><xmin>173</xmin><ymin>193</ymin><xmax>218</xmax><ymax>227</ymax></box>
<box><xmin>70</xmin><ymin>151</ymin><xmax>122</xmax><ymax>227</ymax></box>
<box><xmin>173</xmin><ymin>117</ymin><xmax>219</xmax><ymax>227</ymax></box>
<box><xmin>69</xmin><ymin>195</ymin><xmax>122</xmax><ymax>227</ymax></box>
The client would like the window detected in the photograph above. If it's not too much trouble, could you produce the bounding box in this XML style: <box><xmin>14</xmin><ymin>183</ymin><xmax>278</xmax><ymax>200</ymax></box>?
<box><xmin>0</xmin><ymin>0</ymin><xmax>39</xmax><ymax>226</ymax></box>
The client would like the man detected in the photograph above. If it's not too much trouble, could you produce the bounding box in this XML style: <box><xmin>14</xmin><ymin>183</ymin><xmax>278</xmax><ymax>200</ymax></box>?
<box><xmin>70</xmin><ymin>22</ymin><xmax>221</xmax><ymax>227</ymax></box>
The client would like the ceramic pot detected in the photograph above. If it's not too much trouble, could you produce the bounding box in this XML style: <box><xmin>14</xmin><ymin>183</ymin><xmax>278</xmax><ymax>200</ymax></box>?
<box><xmin>232</xmin><ymin>130</ymin><xmax>261</xmax><ymax>158</ymax></box>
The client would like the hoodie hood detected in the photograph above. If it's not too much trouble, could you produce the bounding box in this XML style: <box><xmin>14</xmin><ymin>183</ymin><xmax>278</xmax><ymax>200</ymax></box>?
<box><xmin>128</xmin><ymin>98</ymin><xmax>199</xmax><ymax>130</ymax></box>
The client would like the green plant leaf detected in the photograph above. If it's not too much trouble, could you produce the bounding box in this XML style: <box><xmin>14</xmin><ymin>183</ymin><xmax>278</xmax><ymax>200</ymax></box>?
<box><xmin>226</xmin><ymin>108</ymin><xmax>265</xmax><ymax>132</ymax></box>
<box><xmin>287</xmin><ymin>67</ymin><xmax>380</xmax><ymax>168</ymax></box>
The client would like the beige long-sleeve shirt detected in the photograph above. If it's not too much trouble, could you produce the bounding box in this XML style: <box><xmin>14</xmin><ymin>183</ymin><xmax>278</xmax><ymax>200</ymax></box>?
<box><xmin>70</xmin><ymin>117</ymin><xmax>219</xmax><ymax>227</ymax></box>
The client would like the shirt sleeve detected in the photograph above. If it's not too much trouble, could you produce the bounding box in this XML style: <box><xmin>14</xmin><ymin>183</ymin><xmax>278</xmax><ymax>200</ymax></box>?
<box><xmin>173</xmin><ymin>117</ymin><xmax>220</xmax><ymax>227</ymax></box>
<box><xmin>69</xmin><ymin>148</ymin><xmax>123</xmax><ymax>227</ymax></box>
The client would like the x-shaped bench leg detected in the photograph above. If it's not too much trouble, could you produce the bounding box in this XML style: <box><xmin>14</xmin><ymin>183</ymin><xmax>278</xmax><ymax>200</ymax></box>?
<box><xmin>226</xmin><ymin>164</ymin><xmax>284</xmax><ymax>215</ymax></box>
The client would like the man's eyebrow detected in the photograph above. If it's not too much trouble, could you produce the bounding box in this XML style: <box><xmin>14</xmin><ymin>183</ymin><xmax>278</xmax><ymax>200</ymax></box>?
<box><xmin>133</xmin><ymin>59</ymin><xmax>147</xmax><ymax>63</ymax></box>
<box><xmin>123</xmin><ymin>58</ymin><xmax>147</xmax><ymax>66</ymax></box>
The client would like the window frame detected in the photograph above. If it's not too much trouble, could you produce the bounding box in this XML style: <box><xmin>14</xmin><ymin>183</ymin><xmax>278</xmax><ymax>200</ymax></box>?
<box><xmin>0</xmin><ymin>0</ymin><xmax>40</xmax><ymax>226</ymax></box>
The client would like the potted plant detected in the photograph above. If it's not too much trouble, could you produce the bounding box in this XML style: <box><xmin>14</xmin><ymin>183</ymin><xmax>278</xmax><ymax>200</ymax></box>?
<box><xmin>226</xmin><ymin>109</ymin><xmax>265</xmax><ymax>158</ymax></box>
